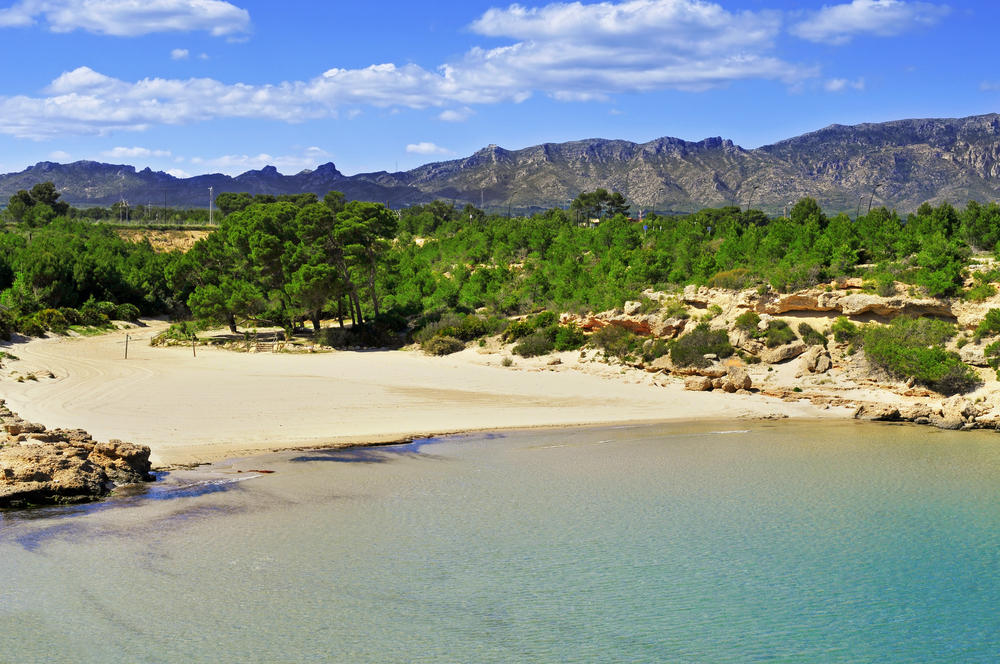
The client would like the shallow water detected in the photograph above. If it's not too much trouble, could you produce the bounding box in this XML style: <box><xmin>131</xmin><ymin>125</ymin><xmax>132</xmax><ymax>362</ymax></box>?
<box><xmin>2</xmin><ymin>420</ymin><xmax>999</xmax><ymax>663</ymax></box>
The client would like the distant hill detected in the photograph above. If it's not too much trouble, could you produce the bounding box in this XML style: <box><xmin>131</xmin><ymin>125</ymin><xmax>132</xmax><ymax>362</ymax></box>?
<box><xmin>4</xmin><ymin>113</ymin><xmax>1000</xmax><ymax>215</ymax></box>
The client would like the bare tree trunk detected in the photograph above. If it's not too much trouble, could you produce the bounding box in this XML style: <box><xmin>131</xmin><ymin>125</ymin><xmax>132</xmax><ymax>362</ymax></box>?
<box><xmin>227</xmin><ymin>313</ymin><xmax>237</xmax><ymax>334</ymax></box>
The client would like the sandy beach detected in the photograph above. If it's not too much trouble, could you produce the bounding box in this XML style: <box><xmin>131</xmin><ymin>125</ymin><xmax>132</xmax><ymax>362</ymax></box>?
<box><xmin>0</xmin><ymin>322</ymin><xmax>850</xmax><ymax>467</ymax></box>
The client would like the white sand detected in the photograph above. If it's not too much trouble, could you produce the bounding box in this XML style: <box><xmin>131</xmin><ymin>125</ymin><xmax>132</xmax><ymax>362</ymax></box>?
<box><xmin>0</xmin><ymin>323</ymin><xmax>849</xmax><ymax>466</ymax></box>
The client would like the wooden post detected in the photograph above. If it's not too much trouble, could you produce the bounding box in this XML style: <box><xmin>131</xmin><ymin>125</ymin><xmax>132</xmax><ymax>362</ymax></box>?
<box><xmin>192</xmin><ymin>335</ymin><xmax>197</xmax><ymax>358</ymax></box>
<box><xmin>124</xmin><ymin>334</ymin><xmax>129</xmax><ymax>360</ymax></box>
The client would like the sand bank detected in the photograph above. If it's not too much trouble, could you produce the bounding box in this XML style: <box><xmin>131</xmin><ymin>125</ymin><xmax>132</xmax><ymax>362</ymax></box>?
<box><xmin>0</xmin><ymin>323</ymin><xmax>851</xmax><ymax>466</ymax></box>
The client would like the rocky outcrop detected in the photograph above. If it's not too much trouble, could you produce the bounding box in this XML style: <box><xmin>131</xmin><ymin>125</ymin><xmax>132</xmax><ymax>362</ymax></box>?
<box><xmin>0</xmin><ymin>401</ymin><xmax>152</xmax><ymax>509</ymax></box>
<box><xmin>760</xmin><ymin>340</ymin><xmax>808</xmax><ymax>364</ymax></box>
<box><xmin>800</xmin><ymin>346</ymin><xmax>832</xmax><ymax>374</ymax></box>
<box><xmin>757</xmin><ymin>288</ymin><xmax>953</xmax><ymax>318</ymax></box>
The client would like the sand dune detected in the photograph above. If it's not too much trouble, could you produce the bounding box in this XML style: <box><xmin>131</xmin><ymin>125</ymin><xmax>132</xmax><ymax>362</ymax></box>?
<box><xmin>0</xmin><ymin>323</ymin><xmax>845</xmax><ymax>466</ymax></box>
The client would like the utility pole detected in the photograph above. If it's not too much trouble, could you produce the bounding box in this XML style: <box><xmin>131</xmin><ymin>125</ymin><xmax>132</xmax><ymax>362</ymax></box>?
<box><xmin>868</xmin><ymin>183</ymin><xmax>881</xmax><ymax>215</ymax></box>
<box><xmin>208</xmin><ymin>186</ymin><xmax>214</xmax><ymax>225</ymax></box>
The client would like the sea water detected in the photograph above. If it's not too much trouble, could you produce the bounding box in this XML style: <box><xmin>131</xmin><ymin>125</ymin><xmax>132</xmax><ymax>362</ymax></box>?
<box><xmin>1</xmin><ymin>420</ymin><xmax>999</xmax><ymax>663</ymax></box>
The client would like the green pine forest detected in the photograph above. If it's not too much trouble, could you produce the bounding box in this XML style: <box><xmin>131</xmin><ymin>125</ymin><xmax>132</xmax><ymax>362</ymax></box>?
<box><xmin>4</xmin><ymin>182</ymin><xmax>1000</xmax><ymax>393</ymax></box>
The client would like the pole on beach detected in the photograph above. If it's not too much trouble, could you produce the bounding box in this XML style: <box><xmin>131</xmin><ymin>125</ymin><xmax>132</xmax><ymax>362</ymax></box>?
<box><xmin>191</xmin><ymin>335</ymin><xmax>197</xmax><ymax>358</ymax></box>
<box><xmin>124</xmin><ymin>334</ymin><xmax>129</xmax><ymax>360</ymax></box>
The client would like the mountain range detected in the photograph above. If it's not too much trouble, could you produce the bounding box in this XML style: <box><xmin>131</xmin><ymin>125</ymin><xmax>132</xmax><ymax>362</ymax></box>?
<box><xmin>4</xmin><ymin>113</ymin><xmax>1000</xmax><ymax>216</ymax></box>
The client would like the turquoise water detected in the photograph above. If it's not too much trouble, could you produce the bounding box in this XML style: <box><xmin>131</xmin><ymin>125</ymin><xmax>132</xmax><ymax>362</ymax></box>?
<box><xmin>1</xmin><ymin>420</ymin><xmax>999</xmax><ymax>662</ymax></box>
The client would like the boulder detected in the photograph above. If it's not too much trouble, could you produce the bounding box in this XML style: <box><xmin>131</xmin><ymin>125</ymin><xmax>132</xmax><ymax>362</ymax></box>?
<box><xmin>854</xmin><ymin>403</ymin><xmax>901</xmax><ymax>421</ymax></box>
<box><xmin>959</xmin><ymin>344</ymin><xmax>989</xmax><ymax>367</ymax></box>
<box><xmin>800</xmin><ymin>346</ymin><xmax>832</xmax><ymax>373</ymax></box>
<box><xmin>623</xmin><ymin>300</ymin><xmax>642</xmax><ymax>316</ymax></box>
<box><xmin>723</xmin><ymin>366</ymin><xmax>752</xmax><ymax>392</ymax></box>
<box><xmin>684</xmin><ymin>376</ymin><xmax>714</xmax><ymax>391</ymax></box>
<box><xmin>760</xmin><ymin>340</ymin><xmax>808</xmax><ymax>364</ymax></box>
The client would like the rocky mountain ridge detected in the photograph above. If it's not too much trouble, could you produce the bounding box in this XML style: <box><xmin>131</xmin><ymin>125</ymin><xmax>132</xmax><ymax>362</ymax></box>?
<box><xmin>3</xmin><ymin>113</ymin><xmax>1000</xmax><ymax>214</ymax></box>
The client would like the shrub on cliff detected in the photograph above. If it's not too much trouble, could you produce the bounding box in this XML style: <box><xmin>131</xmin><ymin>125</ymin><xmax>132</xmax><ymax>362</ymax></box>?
<box><xmin>831</xmin><ymin>316</ymin><xmax>859</xmax><ymax>343</ymax></box>
<box><xmin>974</xmin><ymin>309</ymin><xmax>1000</xmax><ymax>340</ymax></box>
<box><xmin>798</xmin><ymin>322</ymin><xmax>827</xmax><ymax>348</ymax></box>
<box><xmin>762</xmin><ymin>320</ymin><xmax>797</xmax><ymax>348</ymax></box>
<box><xmin>670</xmin><ymin>322</ymin><xmax>733</xmax><ymax>368</ymax></box>
<box><xmin>861</xmin><ymin>317</ymin><xmax>975</xmax><ymax>395</ymax></box>
<box><xmin>734</xmin><ymin>311</ymin><xmax>760</xmax><ymax>332</ymax></box>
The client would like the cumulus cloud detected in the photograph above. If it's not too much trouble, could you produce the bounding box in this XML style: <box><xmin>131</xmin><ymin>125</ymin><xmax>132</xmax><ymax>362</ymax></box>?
<box><xmin>165</xmin><ymin>167</ymin><xmax>191</xmax><ymax>178</ymax></box>
<box><xmin>791</xmin><ymin>0</ymin><xmax>949</xmax><ymax>45</ymax></box>
<box><xmin>824</xmin><ymin>77</ymin><xmax>865</xmax><ymax>92</ymax></box>
<box><xmin>171</xmin><ymin>48</ymin><xmax>189</xmax><ymax>60</ymax></box>
<box><xmin>188</xmin><ymin>147</ymin><xmax>331</xmax><ymax>175</ymax></box>
<box><xmin>406</xmin><ymin>142</ymin><xmax>451</xmax><ymax>155</ymax></box>
<box><xmin>438</xmin><ymin>107</ymin><xmax>474</xmax><ymax>122</ymax></box>
<box><xmin>0</xmin><ymin>1</ymin><xmax>832</xmax><ymax>139</ymax></box>
<box><xmin>0</xmin><ymin>0</ymin><xmax>250</xmax><ymax>37</ymax></box>
<box><xmin>48</xmin><ymin>149</ymin><xmax>72</xmax><ymax>160</ymax></box>
<box><xmin>102</xmin><ymin>146</ymin><xmax>172</xmax><ymax>158</ymax></box>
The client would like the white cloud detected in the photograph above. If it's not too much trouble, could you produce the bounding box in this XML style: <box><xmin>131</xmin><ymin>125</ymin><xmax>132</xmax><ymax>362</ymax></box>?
<box><xmin>791</xmin><ymin>0</ymin><xmax>949</xmax><ymax>45</ymax></box>
<box><xmin>0</xmin><ymin>1</ymin><xmax>827</xmax><ymax>139</ymax></box>
<box><xmin>438</xmin><ymin>107</ymin><xmax>474</xmax><ymax>122</ymax></box>
<box><xmin>165</xmin><ymin>168</ymin><xmax>191</xmax><ymax>178</ymax></box>
<box><xmin>48</xmin><ymin>149</ymin><xmax>72</xmax><ymax>160</ymax></box>
<box><xmin>980</xmin><ymin>81</ymin><xmax>1000</xmax><ymax>92</ymax></box>
<box><xmin>824</xmin><ymin>77</ymin><xmax>865</xmax><ymax>92</ymax></box>
<box><xmin>187</xmin><ymin>147</ymin><xmax>331</xmax><ymax>175</ymax></box>
<box><xmin>171</xmin><ymin>48</ymin><xmax>190</xmax><ymax>60</ymax></box>
<box><xmin>0</xmin><ymin>0</ymin><xmax>250</xmax><ymax>37</ymax></box>
<box><xmin>406</xmin><ymin>142</ymin><xmax>451</xmax><ymax>155</ymax></box>
<box><xmin>102</xmin><ymin>146</ymin><xmax>172</xmax><ymax>158</ymax></box>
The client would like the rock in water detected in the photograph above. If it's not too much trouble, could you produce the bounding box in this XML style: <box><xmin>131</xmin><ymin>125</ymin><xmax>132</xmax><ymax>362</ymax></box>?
<box><xmin>0</xmin><ymin>401</ymin><xmax>152</xmax><ymax>508</ymax></box>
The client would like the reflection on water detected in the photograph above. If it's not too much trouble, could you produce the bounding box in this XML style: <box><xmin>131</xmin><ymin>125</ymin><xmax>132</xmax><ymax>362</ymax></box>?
<box><xmin>1</xmin><ymin>420</ymin><xmax>999</xmax><ymax>663</ymax></box>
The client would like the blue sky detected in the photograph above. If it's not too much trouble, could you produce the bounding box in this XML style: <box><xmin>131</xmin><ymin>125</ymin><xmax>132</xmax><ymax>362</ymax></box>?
<box><xmin>0</xmin><ymin>0</ymin><xmax>994</xmax><ymax>177</ymax></box>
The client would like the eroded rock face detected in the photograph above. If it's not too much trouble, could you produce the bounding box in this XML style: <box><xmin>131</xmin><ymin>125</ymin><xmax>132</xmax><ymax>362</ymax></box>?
<box><xmin>0</xmin><ymin>401</ymin><xmax>152</xmax><ymax>509</ymax></box>
<box><xmin>756</xmin><ymin>288</ymin><xmax>953</xmax><ymax>318</ymax></box>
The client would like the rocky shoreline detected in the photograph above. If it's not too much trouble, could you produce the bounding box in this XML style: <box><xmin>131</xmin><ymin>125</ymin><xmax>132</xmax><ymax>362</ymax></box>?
<box><xmin>0</xmin><ymin>400</ymin><xmax>153</xmax><ymax>509</ymax></box>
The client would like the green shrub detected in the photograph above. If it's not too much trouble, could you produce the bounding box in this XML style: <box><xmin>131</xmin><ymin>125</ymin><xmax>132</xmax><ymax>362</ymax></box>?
<box><xmin>590</xmin><ymin>323</ymin><xmax>640</xmax><ymax>360</ymax></box>
<box><xmin>708</xmin><ymin>267</ymin><xmax>753</xmax><ymax>290</ymax></box>
<box><xmin>95</xmin><ymin>301</ymin><xmax>118</xmax><ymax>317</ymax></box>
<box><xmin>502</xmin><ymin>319</ymin><xmax>535</xmax><ymax>342</ymax></box>
<box><xmin>115</xmin><ymin>303</ymin><xmax>141</xmax><ymax>321</ymax></box>
<box><xmin>831</xmin><ymin>316</ymin><xmax>859</xmax><ymax>343</ymax></box>
<box><xmin>79</xmin><ymin>300</ymin><xmax>110</xmax><ymax>327</ymax></box>
<box><xmin>58</xmin><ymin>307</ymin><xmax>82</xmax><ymax>325</ymax></box>
<box><xmin>861</xmin><ymin>317</ymin><xmax>974</xmax><ymax>394</ymax></box>
<box><xmin>34</xmin><ymin>309</ymin><xmax>68</xmax><ymax>333</ymax></box>
<box><xmin>641</xmin><ymin>338</ymin><xmax>670</xmax><ymax>363</ymax></box>
<box><xmin>798</xmin><ymin>322</ymin><xmax>827</xmax><ymax>347</ymax></box>
<box><xmin>514</xmin><ymin>331</ymin><xmax>555</xmax><ymax>357</ymax></box>
<box><xmin>963</xmin><ymin>282</ymin><xmax>997</xmax><ymax>302</ymax></box>
<box><xmin>553</xmin><ymin>324</ymin><xmax>586</xmax><ymax>351</ymax></box>
<box><xmin>734</xmin><ymin>311</ymin><xmax>761</xmax><ymax>332</ymax></box>
<box><xmin>661</xmin><ymin>298</ymin><xmax>689</xmax><ymax>320</ymax></box>
<box><xmin>16</xmin><ymin>315</ymin><xmax>46</xmax><ymax>337</ymax></box>
<box><xmin>763</xmin><ymin>319</ymin><xmax>797</xmax><ymax>348</ymax></box>
<box><xmin>974</xmin><ymin>309</ymin><xmax>1000</xmax><ymax>340</ymax></box>
<box><xmin>670</xmin><ymin>322</ymin><xmax>734</xmax><ymax>368</ymax></box>
<box><xmin>421</xmin><ymin>335</ymin><xmax>465</xmax><ymax>355</ymax></box>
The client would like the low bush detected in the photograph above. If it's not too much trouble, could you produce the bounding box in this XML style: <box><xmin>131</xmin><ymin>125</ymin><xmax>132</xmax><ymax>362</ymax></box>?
<box><xmin>734</xmin><ymin>311</ymin><xmax>761</xmax><ymax>332</ymax></box>
<box><xmin>661</xmin><ymin>298</ymin><xmax>689</xmax><ymax>320</ymax></box>
<box><xmin>641</xmin><ymin>338</ymin><xmax>670</xmax><ymax>363</ymax></box>
<box><xmin>16</xmin><ymin>315</ymin><xmax>46</xmax><ymax>337</ymax></box>
<box><xmin>79</xmin><ymin>300</ymin><xmax>110</xmax><ymax>327</ymax></box>
<box><xmin>421</xmin><ymin>335</ymin><xmax>465</xmax><ymax>355</ymax></box>
<box><xmin>963</xmin><ymin>282</ymin><xmax>997</xmax><ymax>302</ymax></box>
<box><xmin>798</xmin><ymin>322</ymin><xmax>827</xmax><ymax>347</ymax></box>
<box><xmin>514</xmin><ymin>331</ymin><xmax>555</xmax><ymax>357</ymax></box>
<box><xmin>415</xmin><ymin>312</ymin><xmax>506</xmax><ymax>343</ymax></box>
<box><xmin>34</xmin><ymin>309</ymin><xmax>68</xmax><ymax>333</ymax></box>
<box><xmin>590</xmin><ymin>323</ymin><xmax>640</xmax><ymax>360</ymax></box>
<box><xmin>831</xmin><ymin>316</ymin><xmax>859</xmax><ymax>343</ymax></box>
<box><xmin>670</xmin><ymin>322</ymin><xmax>734</xmax><ymax>368</ymax></box>
<box><xmin>861</xmin><ymin>317</ymin><xmax>975</xmax><ymax>394</ymax></box>
<box><xmin>115</xmin><ymin>303</ymin><xmax>141</xmax><ymax>321</ymax></box>
<box><xmin>974</xmin><ymin>309</ymin><xmax>1000</xmax><ymax>340</ymax></box>
<box><xmin>553</xmin><ymin>324</ymin><xmax>586</xmax><ymax>351</ymax></box>
<box><xmin>58</xmin><ymin>307</ymin><xmax>82</xmax><ymax>325</ymax></box>
<box><xmin>762</xmin><ymin>319</ymin><xmax>797</xmax><ymax>348</ymax></box>
<box><xmin>708</xmin><ymin>267</ymin><xmax>752</xmax><ymax>290</ymax></box>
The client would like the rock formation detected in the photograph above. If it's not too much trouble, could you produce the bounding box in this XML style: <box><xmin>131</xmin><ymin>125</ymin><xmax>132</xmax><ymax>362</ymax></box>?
<box><xmin>0</xmin><ymin>401</ymin><xmax>152</xmax><ymax>509</ymax></box>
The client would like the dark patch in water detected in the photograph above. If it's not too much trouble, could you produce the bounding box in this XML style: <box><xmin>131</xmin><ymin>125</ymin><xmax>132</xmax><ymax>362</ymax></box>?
<box><xmin>290</xmin><ymin>435</ymin><xmax>453</xmax><ymax>464</ymax></box>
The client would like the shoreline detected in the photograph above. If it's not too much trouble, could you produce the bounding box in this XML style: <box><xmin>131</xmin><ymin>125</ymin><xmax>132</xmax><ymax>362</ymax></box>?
<box><xmin>0</xmin><ymin>322</ymin><xmax>852</xmax><ymax>468</ymax></box>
